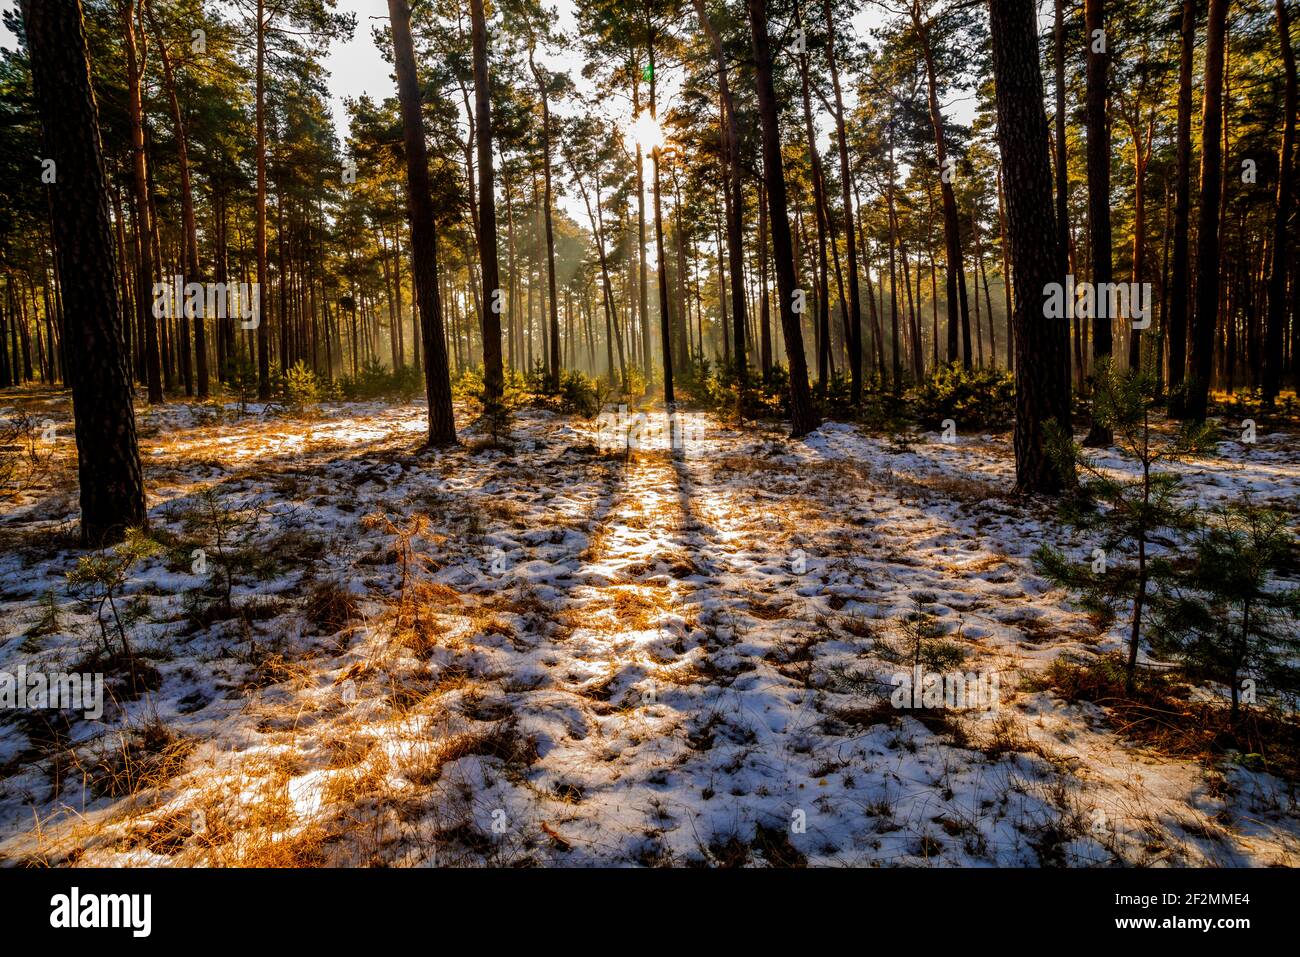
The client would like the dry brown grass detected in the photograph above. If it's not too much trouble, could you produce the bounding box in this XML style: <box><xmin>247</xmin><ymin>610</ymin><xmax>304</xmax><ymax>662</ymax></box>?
<box><xmin>402</xmin><ymin>718</ymin><xmax>539</xmax><ymax>786</ymax></box>
<box><xmin>747</xmin><ymin>596</ymin><xmax>793</xmax><ymax>621</ymax></box>
<box><xmin>303</xmin><ymin>580</ymin><xmax>360</xmax><ymax>635</ymax></box>
<box><xmin>85</xmin><ymin>719</ymin><xmax>195</xmax><ymax>799</ymax></box>
<box><xmin>871</xmin><ymin>465</ymin><xmax>1003</xmax><ymax>504</ymax></box>
<box><xmin>1035</xmin><ymin>654</ymin><xmax>1300</xmax><ymax>780</ymax></box>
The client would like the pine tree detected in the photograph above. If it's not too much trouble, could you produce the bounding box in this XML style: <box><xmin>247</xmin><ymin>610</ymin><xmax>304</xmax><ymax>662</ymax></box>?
<box><xmin>21</xmin><ymin>0</ymin><xmax>147</xmax><ymax>546</ymax></box>
<box><xmin>746</xmin><ymin>0</ymin><xmax>819</xmax><ymax>438</ymax></box>
<box><xmin>470</xmin><ymin>0</ymin><xmax>505</xmax><ymax>403</ymax></box>
<box><xmin>1185</xmin><ymin>0</ymin><xmax>1230</xmax><ymax>422</ymax></box>
<box><xmin>1152</xmin><ymin>499</ymin><xmax>1300</xmax><ymax>719</ymax></box>
<box><xmin>987</xmin><ymin>0</ymin><xmax>1073</xmax><ymax>494</ymax></box>
<box><xmin>1035</xmin><ymin>360</ymin><xmax>1212</xmax><ymax>691</ymax></box>
<box><xmin>387</xmin><ymin>0</ymin><xmax>457</xmax><ymax>446</ymax></box>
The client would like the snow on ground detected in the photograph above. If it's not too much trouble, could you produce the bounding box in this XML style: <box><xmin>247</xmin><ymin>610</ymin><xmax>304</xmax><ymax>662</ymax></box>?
<box><xmin>1</xmin><ymin>392</ymin><xmax>1298</xmax><ymax>866</ymax></box>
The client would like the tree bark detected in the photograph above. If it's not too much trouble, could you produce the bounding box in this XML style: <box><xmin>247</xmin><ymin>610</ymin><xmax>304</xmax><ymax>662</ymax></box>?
<box><xmin>1186</xmin><ymin>0</ymin><xmax>1230</xmax><ymax>422</ymax></box>
<box><xmin>470</xmin><ymin>0</ymin><xmax>504</xmax><ymax>402</ymax></box>
<box><xmin>988</xmin><ymin>0</ymin><xmax>1073</xmax><ymax>494</ymax></box>
<box><xmin>747</xmin><ymin>0</ymin><xmax>819</xmax><ymax>437</ymax></box>
<box><xmin>1082</xmin><ymin>0</ymin><xmax>1113</xmax><ymax>444</ymax></box>
<box><xmin>1167</xmin><ymin>0</ymin><xmax>1196</xmax><ymax>411</ymax></box>
<box><xmin>388</xmin><ymin>0</ymin><xmax>456</xmax><ymax>445</ymax></box>
<box><xmin>1264</xmin><ymin>0</ymin><xmax>1295</xmax><ymax>407</ymax></box>
<box><xmin>23</xmin><ymin>0</ymin><xmax>147</xmax><ymax>544</ymax></box>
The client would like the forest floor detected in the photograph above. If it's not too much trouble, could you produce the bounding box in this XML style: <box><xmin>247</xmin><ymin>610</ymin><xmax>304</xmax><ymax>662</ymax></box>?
<box><xmin>1</xmin><ymin>387</ymin><xmax>1299</xmax><ymax>866</ymax></box>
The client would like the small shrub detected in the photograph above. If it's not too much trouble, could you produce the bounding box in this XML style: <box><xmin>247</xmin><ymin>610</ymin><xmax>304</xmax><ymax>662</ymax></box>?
<box><xmin>221</xmin><ymin>354</ymin><xmax>258</xmax><ymax>413</ymax></box>
<box><xmin>280</xmin><ymin>361</ymin><xmax>322</xmax><ymax>413</ymax></box>
<box><xmin>909</xmin><ymin>361</ymin><xmax>1014</xmax><ymax>430</ymax></box>
<box><xmin>180</xmin><ymin>488</ymin><xmax>266</xmax><ymax>622</ymax></box>
<box><xmin>340</xmin><ymin>360</ymin><xmax>422</xmax><ymax>401</ymax></box>
<box><xmin>1034</xmin><ymin>360</ymin><xmax>1212</xmax><ymax>690</ymax></box>
<box><xmin>558</xmin><ymin>369</ymin><xmax>610</xmax><ymax>418</ymax></box>
<box><xmin>66</xmin><ymin>527</ymin><xmax>160</xmax><ymax>663</ymax></box>
<box><xmin>1151</xmin><ymin>497</ymin><xmax>1300</xmax><ymax>717</ymax></box>
<box><xmin>872</xmin><ymin>594</ymin><xmax>967</xmax><ymax>672</ymax></box>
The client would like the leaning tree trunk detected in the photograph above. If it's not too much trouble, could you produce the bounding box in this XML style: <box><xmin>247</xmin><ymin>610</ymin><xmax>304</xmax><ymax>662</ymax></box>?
<box><xmin>146</xmin><ymin>0</ymin><xmax>206</xmax><ymax>399</ymax></box>
<box><xmin>1082</xmin><ymin>0</ymin><xmax>1113</xmax><ymax>444</ymax></box>
<box><xmin>388</xmin><ymin>0</ymin><xmax>456</xmax><ymax>445</ymax></box>
<box><xmin>1186</xmin><ymin>0</ymin><xmax>1230</xmax><ymax>423</ymax></box>
<box><xmin>470</xmin><ymin>0</ymin><xmax>504</xmax><ymax>402</ymax></box>
<box><xmin>747</xmin><ymin>0</ymin><xmax>819</xmax><ymax>438</ymax></box>
<box><xmin>22</xmin><ymin>0</ymin><xmax>146</xmax><ymax>544</ymax></box>
<box><xmin>1263</xmin><ymin>0</ymin><xmax>1295</xmax><ymax>407</ymax></box>
<box><xmin>988</xmin><ymin>0</ymin><xmax>1073</xmax><ymax>495</ymax></box>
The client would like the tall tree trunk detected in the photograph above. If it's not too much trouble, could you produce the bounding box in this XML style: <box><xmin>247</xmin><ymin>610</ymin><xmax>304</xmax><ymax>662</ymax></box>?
<box><xmin>633</xmin><ymin>76</ymin><xmax>650</xmax><ymax>385</ymax></box>
<box><xmin>645</xmin><ymin>33</ymin><xmax>674</xmax><ymax>406</ymax></box>
<box><xmin>758</xmin><ymin>182</ymin><xmax>772</xmax><ymax>378</ymax></box>
<box><xmin>146</xmin><ymin>0</ymin><xmax>207</xmax><ymax>399</ymax></box>
<box><xmin>988</xmin><ymin>0</ymin><xmax>1072</xmax><ymax>494</ymax></box>
<box><xmin>528</xmin><ymin>47</ymin><xmax>562</xmax><ymax>394</ymax></box>
<box><xmin>694</xmin><ymin>0</ymin><xmax>748</xmax><ymax>389</ymax></box>
<box><xmin>823</xmin><ymin>0</ymin><xmax>862</xmax><ymax>402</ymax></box>
<box><xmin>470</xmin><ymin>0</ymin><xmax>504</xmax><ymax>402</ymax></box>
<box><xmin>254</xmin><ymin>0</ymin><xmax>271</xmax><ymax>399</ymax></box>
<box><xmin>1054</xmin><ymin>0</ymin><xmax>1069</xmax><ymax>283</ymax></box>
<box><xmin>1167</xmin><ymin>0</ymin><xmax>1196</xmax><ymax>412</ymax></box>
<box><xmin>1264</xmin><ymin>0</ymin><xmax>1295</xmax><ymax>407</ymax></box>
<box><xmin>886</xmin><ymin>127</ymin><xmax>902</xmax><ymax>391</ymax></box>
<box><xmin>388</xmin><ymin>0</ymin><xmax>455</xmax><ymax>445</ymax></box>
<box><xmin>1083</xmin><ymin>0</ymin><xmax>1114</xmax><ymax>443</ymax></box>
<box><xmin>913</xmin><ymin>1</ymin><xmax>971</xmax><ymax>368</ymax></box>
<box><xmin>1186</xmin><ymin>0</ymin><xmax>1230</xmax><ymax>422</ymax></box>
<box><xmin>1123</xmin><ymin>103</ymin><xmax>1154</xmax><ymax>373</ymax></box>
<box><xmin>747</xmin><ymin>0</ymin><xmax>818</xmax><ymax>437</ymax></box>
<box><xmin>794</xmin><ymin>4</ymin><xmax>829</xmax><ymax>393</ymax></box>
<box><xmin>23</xmin><ymin>0</ymin><xmax>146</xmax><ymax>544</ymax></box>
<box><xmin>122</xmin><ymin>0</ymin><xmax>162</xmax><ymax>404</ymax></box>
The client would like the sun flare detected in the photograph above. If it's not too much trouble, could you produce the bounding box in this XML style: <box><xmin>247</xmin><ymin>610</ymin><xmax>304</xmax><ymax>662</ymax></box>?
<box><xmin>627</xmin><ymin>111</ymin><xmax>666</xmax><ymax>153</ymax></box>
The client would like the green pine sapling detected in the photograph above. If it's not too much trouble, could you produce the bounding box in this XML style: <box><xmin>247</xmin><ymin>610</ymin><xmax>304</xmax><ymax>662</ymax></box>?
<box><xmin>66</xmin><ymin>527</ymin><xmax>161</xmax><ymax>665</ymax></box>
<box><xmin>874</xmin><ymin>593</ymin><xmax>967</xmax><ymax>674</ymax></box>
<box><xmin>1151</xmin><ymin>498</ymin><xmax>1300</xmax><ymax>718</ymax></box>
<box><xmin>182</xmin><ymin>487</ymin><xmax>265</xmax><ymax>619</ymax></box>
<box><xmin>1034</xmin><ymin>360</ymin><xmax>1212</xmax><ymax>691</ymax></box>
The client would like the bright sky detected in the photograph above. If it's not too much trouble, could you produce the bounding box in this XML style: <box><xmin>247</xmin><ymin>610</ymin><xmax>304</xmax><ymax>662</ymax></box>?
<box><xmin>323</xmin><ymin>1</ymin><xmax>922</xmax><ymax>136</ymax></box>
<box><xmin>321</xmin><ymin>0</ymin><xmax>955</xmax><ymax>227</ymax></box>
